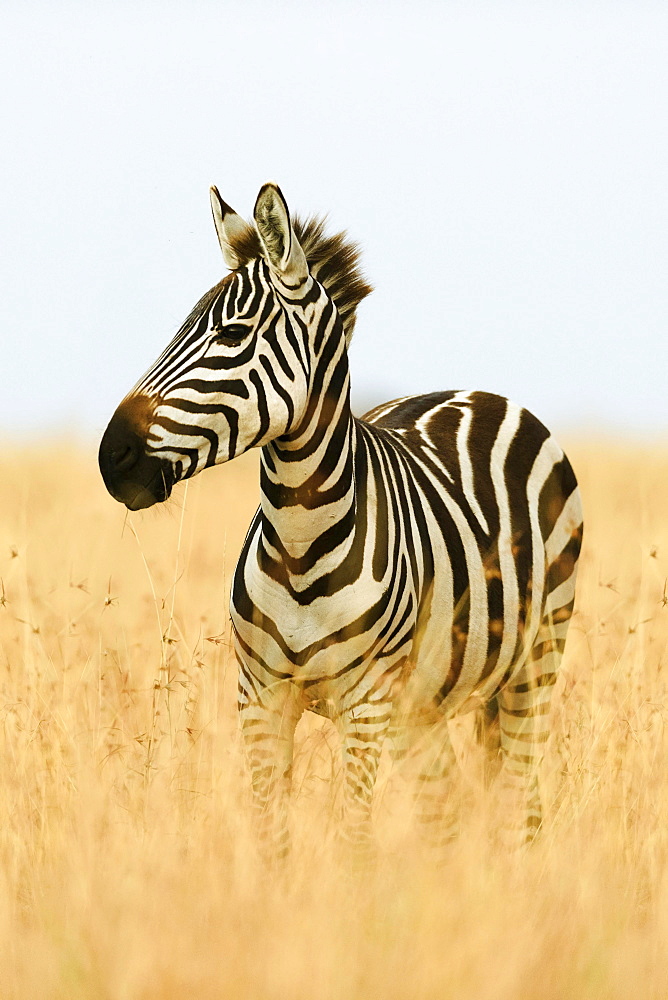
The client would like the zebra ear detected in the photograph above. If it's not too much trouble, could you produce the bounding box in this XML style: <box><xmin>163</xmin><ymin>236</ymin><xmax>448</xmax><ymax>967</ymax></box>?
<box><xmin>210</xmin><ymin>186</ymin><xmax>247</xmax><ymax>270</ymax></box>
<box><xmin>253</xmin><ymin>183</ymin><xmax>308</xmax><ymax>287</ymax></box>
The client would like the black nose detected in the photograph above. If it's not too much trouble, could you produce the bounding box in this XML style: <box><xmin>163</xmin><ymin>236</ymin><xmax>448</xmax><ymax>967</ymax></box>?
<box><xmin>108</xmin><ymin>440</ymin><xmax>140</xmax><ymax>475</ymax></box>
<box><xmin>99</xmin><ymin>394</ymin><xmax>173</xmax><ymax>509</ymax></box>
<box><xmin>98</xmin><ymin>402</ymin><xmax>144</xmax><ymax>484</ymax></box>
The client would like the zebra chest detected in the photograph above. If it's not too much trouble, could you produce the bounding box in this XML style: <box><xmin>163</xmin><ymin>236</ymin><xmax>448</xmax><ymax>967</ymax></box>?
<box><xmin>231</xmin><ymin>536</ymin><xmax>408</xmax><ymax>685</ymax></box>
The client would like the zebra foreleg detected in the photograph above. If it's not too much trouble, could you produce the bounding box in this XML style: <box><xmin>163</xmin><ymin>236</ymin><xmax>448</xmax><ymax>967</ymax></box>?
<box><xmin>337</xmin><ymin>703</ymin><xmax>392</xmax><ymax>863</ymax></box>
<box><xmin>413</xmin><ymin>722</ymin><xmax>461</xmax><ymax>847</ymax></box>
<box><xmin>239</xmin><ymin>680</ymin><xmax>303</xmax><ymax>862</ymax></box>
<box><xmin>392</xmin><ymin>719</ymin><xmax>461</xmax><ymax>848</ymax></box>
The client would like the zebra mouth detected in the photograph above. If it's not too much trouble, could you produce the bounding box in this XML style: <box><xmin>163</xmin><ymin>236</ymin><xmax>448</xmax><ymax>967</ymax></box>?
<box><xmin>111</xmin><ymin>474</ymin><xmax>173</xmax><ymax>510</ymax></box>
<box><xmin>102</xmin><ymin>460</ymin><xmax>174</xmax><ymax>510</ymax></box>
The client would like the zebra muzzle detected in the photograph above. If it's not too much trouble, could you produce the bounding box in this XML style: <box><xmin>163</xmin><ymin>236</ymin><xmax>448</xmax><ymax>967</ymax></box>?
<box><xmin>98</xmin><ymin>397</ymin><xmax>173</xmax><ymax>509</ymax></box>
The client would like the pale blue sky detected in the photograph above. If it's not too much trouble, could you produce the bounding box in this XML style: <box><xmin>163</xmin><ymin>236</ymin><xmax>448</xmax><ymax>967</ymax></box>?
<box><xmin>1</xmin><ymin>0</ymin><xmax>667</xmax><ymax>438</ymax></box>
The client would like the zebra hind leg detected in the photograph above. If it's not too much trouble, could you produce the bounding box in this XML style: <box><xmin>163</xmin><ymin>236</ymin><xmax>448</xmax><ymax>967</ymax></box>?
<box><xmin>474</xmin><ymin>695</ymin><xmax>502</xmax><ymax>789</ymax></box>
<box><xmin>495</xmin><ymin>615</ymin><xmax>567</xmax><ymax>848</ymax></box>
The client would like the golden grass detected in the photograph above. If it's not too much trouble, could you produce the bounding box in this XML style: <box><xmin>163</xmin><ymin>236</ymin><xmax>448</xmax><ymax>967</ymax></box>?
<box><xmin>0</xmin><ymin>438</ymin><xmax>666</xmax><ymax>999</ymax></box>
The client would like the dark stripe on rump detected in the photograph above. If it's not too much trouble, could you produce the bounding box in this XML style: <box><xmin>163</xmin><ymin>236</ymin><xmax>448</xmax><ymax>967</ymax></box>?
<box><xmin>467</xmin><ymin>391</ymin><xmax>508</xmax><ymax>540</ymax></box>
<box><xmin>544</xmin><ymin>534</ymin><xmax>581</xmax><ymax>601</ymax></box>
<box><xmin>417</xmin><ymin>397</ymin><xmax>464</xmax><ymax>485</ymax></box>
<box><xmin>481</xmin><ymin>543</ymin><xmax>504</xmax><ymax>681</ymax></box>
<box><xmin>504</xmin><ymin>408</ymin><xmax>551</xmax><ymax>630</ymax></box>
<box><xmin>368</xmin><ymin>391</ymin><xmax>459</xmax><ymax>430</ymax></box>
<box><xmin>538</xmin><ymin>455</ymin><xmax>579</xmax><ymax>541</ymax></box>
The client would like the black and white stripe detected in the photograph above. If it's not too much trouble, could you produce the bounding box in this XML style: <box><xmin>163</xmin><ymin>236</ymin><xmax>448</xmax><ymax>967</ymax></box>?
<box><xmin>99</xmin><ymin>182</ymin><xmax>583</xmax><ymax>854</ymax></box>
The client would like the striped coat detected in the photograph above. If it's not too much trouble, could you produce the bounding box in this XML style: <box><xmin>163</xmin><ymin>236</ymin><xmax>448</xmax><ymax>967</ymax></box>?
<box><xmin>99</xmin><ymin>182</ymin><xmax>583</xmax><ymax>855</ymax></box>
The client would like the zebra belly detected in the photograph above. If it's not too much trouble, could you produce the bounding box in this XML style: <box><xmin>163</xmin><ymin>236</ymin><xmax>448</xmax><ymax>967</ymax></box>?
<box><xmin>391</xmin><ymin>506</ymin><xmax>541</xmax><ymax>724</ymax></box>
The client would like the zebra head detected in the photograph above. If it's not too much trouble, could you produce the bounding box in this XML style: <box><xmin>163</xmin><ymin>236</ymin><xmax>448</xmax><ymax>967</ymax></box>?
<box><xmin>99</xmin><ymin>183</ymin><xmax>370</xmax><ymax>510</ymax></box>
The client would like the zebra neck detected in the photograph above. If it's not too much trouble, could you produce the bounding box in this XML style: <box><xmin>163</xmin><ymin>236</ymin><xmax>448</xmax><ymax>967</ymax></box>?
<box><xmin>259</xmin><ymin>378</ymin><xmax>357</xmax><ymax>571</ymax></box>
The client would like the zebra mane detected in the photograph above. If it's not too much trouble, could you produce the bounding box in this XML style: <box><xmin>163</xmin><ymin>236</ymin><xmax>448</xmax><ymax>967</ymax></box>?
<box><xmin>228</xmin><ymin>215</ymin><xmax>373</xmax><ymax>344</ymax></box>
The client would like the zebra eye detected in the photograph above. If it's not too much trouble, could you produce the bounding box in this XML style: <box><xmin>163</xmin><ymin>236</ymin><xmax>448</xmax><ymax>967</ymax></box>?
<box><xmin>211</xmin><ymin>323</ymin><xmax>250</xmax><ymax>344</ymax></box>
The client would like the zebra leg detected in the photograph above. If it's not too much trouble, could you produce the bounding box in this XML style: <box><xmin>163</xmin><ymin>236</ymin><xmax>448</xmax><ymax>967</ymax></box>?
<box><xmin>394</xmin><ymin>719</ymin><xmax>461</xmax><ymax>847</ymax></box>
<box><xmin>239</xmin><ymin>680</ymin><xmax>303</xmax><ymax>861</ymax></box>
<box><xmin>337</xmin><ymin>704</ymin><xmax>392</xmax><ymax>862</ymax></box>
<box><xmin>475</xmin><ymin>696</ymin><xmax>502</xmax><ymax>789</ymax></box>
<box><xmin>495</xmin><ymin>622</ymin><xmax>564</xmax><ymax>846</ymax></box>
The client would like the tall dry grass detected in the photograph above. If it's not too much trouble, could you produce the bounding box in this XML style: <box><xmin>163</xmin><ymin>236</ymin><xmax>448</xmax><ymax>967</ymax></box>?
<box><xmin>0</xmin><ymin>438</ymin><xmax>666</xmax><ymax>999</ymax></box>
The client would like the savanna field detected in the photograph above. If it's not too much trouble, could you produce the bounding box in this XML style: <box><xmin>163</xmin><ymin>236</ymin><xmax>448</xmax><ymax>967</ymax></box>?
<box><xmin>0</xmin><ymin>438</ymin><xmax>667</xmax><ymax>999</ymax></box>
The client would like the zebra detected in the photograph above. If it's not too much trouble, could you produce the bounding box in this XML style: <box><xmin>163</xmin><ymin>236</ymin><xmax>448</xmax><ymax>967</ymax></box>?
<box><xmin>99</xmin><ymin>182</ymin><xmax>583</xmax><ymax>857</ymax></box>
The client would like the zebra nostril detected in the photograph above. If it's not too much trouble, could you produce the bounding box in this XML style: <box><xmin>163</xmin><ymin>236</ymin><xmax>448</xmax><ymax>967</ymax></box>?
<box><xmin>112</xmin><ymin>443</ymin><xmax>139</xmax><ymax>473</ymax></box>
